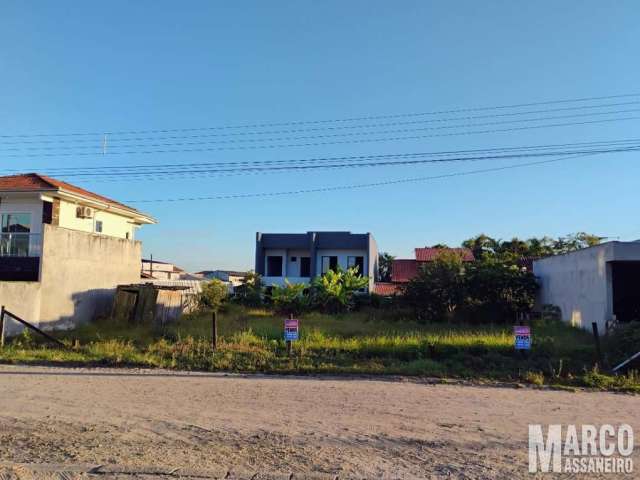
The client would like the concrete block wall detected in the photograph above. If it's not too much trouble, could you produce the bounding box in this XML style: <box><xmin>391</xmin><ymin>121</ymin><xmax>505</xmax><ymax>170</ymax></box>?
<box><xmin>0</xmin><ymin>225</ymin><xmax>142</xmax><ymax>332</ymax></box>
<box><xmin>38</xmin><ymin>225</ymin><xmax>142</xmax><ymax>329</ymax></box>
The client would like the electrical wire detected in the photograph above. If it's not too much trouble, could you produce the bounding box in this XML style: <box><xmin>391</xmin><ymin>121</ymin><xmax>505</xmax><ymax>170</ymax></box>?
<box><xmin>123</xmin><ymin>151</ymin><xmax>607</xmax><ymax>203</ymax></box>
<box><xmin>1</xmin><ymin>100</ymin><xmax>639</xmax><ymax>146</ymax></box>
<box><xmin>3</xmin><ymin>116</ymin><xmax>640</xmax><ymax>158</ymax></box>
<box><xmin>3</xmin><ymin>107</ymin><xmax>639</xmax><ymax>153</ymax></box>
<box><xmin>1</xmin><ymin>92</ymin><xmax>638</xmax><ymax>138</ymax></box>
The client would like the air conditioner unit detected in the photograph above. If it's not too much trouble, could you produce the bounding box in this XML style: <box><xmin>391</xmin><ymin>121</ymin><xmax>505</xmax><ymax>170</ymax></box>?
<box><xmin>76</xmin><ymin>206</ymin><xmax>94</xmax><ymax>219</ymax></box>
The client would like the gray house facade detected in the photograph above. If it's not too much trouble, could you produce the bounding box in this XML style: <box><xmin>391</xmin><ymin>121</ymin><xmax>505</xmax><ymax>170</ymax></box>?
<box><xmin>533</xmin><ymin>241</ymin><xmax>640</xmax><ymax>332</ymax></box>
<box><xmin>255</xmin><ymin>231</ymin><xmax>378</xmax><ymax>291</ymax></box>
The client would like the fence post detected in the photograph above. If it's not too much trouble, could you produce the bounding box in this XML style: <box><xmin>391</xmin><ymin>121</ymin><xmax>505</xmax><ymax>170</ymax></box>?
<box><xmin>592</xmin><ymin>322</ymin><xmax>604</xmax><ymax>368</ymax></box>
<box><xmin>0</xmin><ymin>305</ymin><xmax>5</xmax><ymax>348</ymax></box>
<box><xmin>211</xmin><ymin>310</ymin><xmax>218</xmax><ymax>351</ymax></box>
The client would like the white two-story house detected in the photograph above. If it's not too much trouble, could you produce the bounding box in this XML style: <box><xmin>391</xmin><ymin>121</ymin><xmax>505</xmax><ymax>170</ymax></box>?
<box><xmin>255</xmin><ymin>231</ymin><xmax>378</xmax><ymax>292</ymax></box>
<box><xmin>0</xmin><ymin>173</ymin><xmax>155</xmax><ymax>330</ymax></box>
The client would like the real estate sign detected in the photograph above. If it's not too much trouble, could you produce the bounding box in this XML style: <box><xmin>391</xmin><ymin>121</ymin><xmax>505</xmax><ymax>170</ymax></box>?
<box><xmin>284</xmin><ymin>319</ymin><xmax>299</xmax><ymax>341</ymax></box>
<box><xmin>514</xmin><ymin>325</ymin><xmax>531</xmax><ymax>350</ymax></box>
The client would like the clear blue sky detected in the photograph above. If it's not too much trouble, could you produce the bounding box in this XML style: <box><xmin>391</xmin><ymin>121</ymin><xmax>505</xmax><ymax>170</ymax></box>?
<box><xmin>2</xmin><ymin>1</ymin><xmax>639</xmax><ymax>271</ymax></box>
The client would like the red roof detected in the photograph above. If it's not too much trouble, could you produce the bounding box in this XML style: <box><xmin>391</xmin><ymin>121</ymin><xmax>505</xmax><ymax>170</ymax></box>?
<box><xmin>0</xmin><ymin>173</ymin><xmax>142</xmax><ymax>214</ymax></box>
<box><xmin>415</xmin><ymin>247</ymin><xmax>475</xmax><ymax>262</ymax></box>
<box><xmin>373</xmin><ymin>283</ymin><xmax>401</xmax><ymax>296</ymax></box>
<box><xmin>391</xmin><ymin>259</ymin><xmax>419</xmax><ymax>283</ymax></box>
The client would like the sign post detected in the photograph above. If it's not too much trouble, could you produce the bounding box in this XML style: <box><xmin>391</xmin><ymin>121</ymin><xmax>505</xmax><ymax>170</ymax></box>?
<box><xmin>514</xmin><ymin>325</ymin><xmax>532</xmax><ymax>352</ymax></box>
<box><xmin>284</xmin><ymin>314</ymin><xmax>299</xmax><ymax>356</ymax></box>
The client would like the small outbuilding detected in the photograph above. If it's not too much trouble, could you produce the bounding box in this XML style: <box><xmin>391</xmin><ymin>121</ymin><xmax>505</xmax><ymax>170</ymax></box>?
<box><xmin>111</xmin><ymin>283</ymin><xmax>196</xmax><ymax>327</ymax></box>
<box><xmin>533</xmin><ymin>241</ymin><xmax>640</xmax><ymax>331</ymax></box>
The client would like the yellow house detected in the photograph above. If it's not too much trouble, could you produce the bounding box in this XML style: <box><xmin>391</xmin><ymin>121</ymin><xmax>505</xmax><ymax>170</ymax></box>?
<box><xmin>0</xmin><ymin>173</ymin><xmax>156</xmax><ymax>330</ymax></box>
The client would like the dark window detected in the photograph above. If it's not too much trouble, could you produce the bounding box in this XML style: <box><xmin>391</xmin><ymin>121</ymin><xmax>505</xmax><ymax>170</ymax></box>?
<box><xmin>321</xmin><ymin>256</ymin><xmax>338</xmax><ymax>274</ymax></box>
<box><xmin>1</xmin><ymin>213</ymin><xmax>31</xmax><ymax>233</ymax></box>
<box><xmin>266</xmin><ymin>256</ymin><xmax>283</xmax><ymax>276</ymax></box>
<box><xmin>348</xmin><ymin>256</ymin><xmax>365</xmax><ymax>274</ymax></box>
<box><xmin>42</xmin><ymin>201</ymin><xmax>53</xmax><ymax>224</ymax></box>
<box><xmin>291</xmin><ymin>256</ymin><xmax>297</xmax><ymax>262</ymax></box>
<box><xmin>300</xmin><ymin>257</ymin><xmax>311</xmax><ymax>277</ymax></box>
<box><xmin>95</xmin><ymin>220</ymin><xmax>103</xmax><ymax>233</ymax></box>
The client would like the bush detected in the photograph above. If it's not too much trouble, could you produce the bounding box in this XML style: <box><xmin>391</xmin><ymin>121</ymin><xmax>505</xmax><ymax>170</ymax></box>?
<box><xmin>465</xmin><ymin>259</ymin><xmax>538</xmax><ymax>323</ymax></box>
<box><xmin>401</xmin><ymin>253</ymin><xmax>539</xmax><ymax>323</ymax></box>
<box><xmin>199</xmin><ymin>279</ymin><xmax>228</xmax><ymax>311</ymax></box>
<box><xmin>233</xmin><ymin>272</ymin><xmax>263</xmax><ymax>307</ymax></box>
<box><xmin>310</xmin><ymin>267</ymin><xmax>369</xmax><ymax>314</ymax></box>
<box><xmin>401</xmin><ymin>252</ymin><xmax>466</xmax><ymax>322</ymax></box>
<box><xmin>271</xmin><ymin>280</ymin><xmax>308</xmax><ymax>315</ymax></box>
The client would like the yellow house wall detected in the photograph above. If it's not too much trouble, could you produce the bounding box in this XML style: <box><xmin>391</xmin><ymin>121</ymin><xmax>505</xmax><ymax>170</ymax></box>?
<box><xmin>58</xmin><ymin>198</ymin><xmax>136</xmax><ymax>240</ymax></box>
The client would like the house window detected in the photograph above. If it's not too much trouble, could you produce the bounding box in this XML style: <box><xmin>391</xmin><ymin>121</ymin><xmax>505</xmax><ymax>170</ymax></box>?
<box><xmin>95</xmin><ymin>220</ymin><xmax>103</xmax><ymax>233</ymax></box>
<box><xmin>291</xmin><ymin>256</ymin><xmax>297</xmax><ymax>262</ymax></box>
<box><xmin>321</xmin><ymin>256</ymin><xmax>338</xmax><ymax>274</ymax></box>
<box><xmin>300</xmin><ymin>257</ymin><xmax>311</xmax><ymax>277</ymax></box>
<box><xmin>348</xmin><ymin>256</ymin><xmax>365</xmax><ymax>274</ymax></box>
<box><xmin>1</xmin><ymin>213</ymin><xmax>31</xmax><ymax>256</ymax></box>
<box><xmin>1</xmin><ymin>213</ymin><xmax>31</xmax><ymax>233</ymax></box>
<box><xmin>126</xmin><ymin>232</ymin><xmax>130</xmax><ymax>240</ymax></box>
<box><xmin>266</xmin><ymin>256</ymin><xmax>283</xmax><ymax>276</ymax></box>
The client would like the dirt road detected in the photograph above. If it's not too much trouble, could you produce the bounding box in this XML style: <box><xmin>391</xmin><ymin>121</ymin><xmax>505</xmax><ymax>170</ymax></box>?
<box><xmin>0</xmin><ymin>365</ymin><xmax>637</xmax><ymax>479</ymax></box>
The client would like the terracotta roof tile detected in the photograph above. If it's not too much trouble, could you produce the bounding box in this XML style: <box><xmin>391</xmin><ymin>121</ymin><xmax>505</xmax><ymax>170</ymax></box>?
<box><xmin>391</xmin><ymin>259</ymin><xmax>419</xmax><ymax>283</ymax></box>
<box><xmin>0</xmin><ymin>173</ymin><xmax>144</xmax><ymax>215</ymax></box>
<box><xmin>373</xmin><ymin>283</ymin><xmax>401</xmax><ymax>296</ymax></box>
<box><xmin>415</xmin><ymin>247</ymin><xmax>475</xmax><ymax>262</ymax></box>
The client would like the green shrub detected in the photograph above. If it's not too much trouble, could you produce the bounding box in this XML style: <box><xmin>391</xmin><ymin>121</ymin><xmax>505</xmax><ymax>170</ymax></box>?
<box><xmin>199</xmin><ymin>279</ymin><xmax>228</xmax><ymax>311</ymax></box>
<box><xmin>310</xmin><ymin>267</ymin><xmax>368</xmax><ymax>314</ymax></box>
<box><xmin>523</xmin><ymin>371</ymin><xmax>545</xmax><ymax>386</ymax></box>
<box><xmin>271</xmin><ymin>280</ymin><xmax>309</xmax><ymax>315</ymax></box>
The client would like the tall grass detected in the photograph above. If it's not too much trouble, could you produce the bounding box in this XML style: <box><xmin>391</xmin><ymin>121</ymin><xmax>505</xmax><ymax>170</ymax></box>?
<box><xmin>0</xmin><ymin>304</ymin><xmax>637</xmax><ymax>392</ymax></box>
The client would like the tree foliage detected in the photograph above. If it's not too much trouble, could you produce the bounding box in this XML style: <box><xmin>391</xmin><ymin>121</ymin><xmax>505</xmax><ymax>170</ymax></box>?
<box><xmin>199</xmin><ymin>279</ymin><xmax>228</xmax><ymax>311</ymax></box>
<box><xmin>401</xmin><ymin>253</ymin><xmax>538</xmax><ymax>323</ymax></box>
<box><xmin>310</xmin><ymin>267</ymin><xmax>369</xmax><ymax>314</ymax></box>
<box><xmin>462</xmin><ymin>232</ymin><xmax>602</xmax><ymax>263</ymax></box>
<box><xmin>234</xmin><ymin>271</ymin><xmax>263</xmax><ymax>306</ymax></box>
<box><xmin>465</xmin><ymin>259</ymin><xmax>538</xmax><ymax>322</ymax></box>
<box><xmin>271</xmin><ymin>280</ymin><xmax>308</xmax><ymax>315</ymax></box>
<box><xmin>402</xmin><ymin>251</ymin><xmax>466</xmax><ymax>322</ymax></box>
<box><xmin>378</xmin><ymin>252</ymin><xmax>395</xmax><ymax>282</ymax></box>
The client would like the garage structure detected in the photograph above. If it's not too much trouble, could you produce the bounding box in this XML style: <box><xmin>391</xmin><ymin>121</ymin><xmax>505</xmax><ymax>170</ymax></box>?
<box><xmin>533</xmin><ymin>241</ymin><xmax>640</xmax><ymax>331</ymax></box>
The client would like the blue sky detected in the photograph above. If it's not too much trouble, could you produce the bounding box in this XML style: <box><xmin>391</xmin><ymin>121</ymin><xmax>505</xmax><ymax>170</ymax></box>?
<box><xmin>1</xmin><ymin>1</ymin><xmax>639</xmax><ymax>271</ymax></box>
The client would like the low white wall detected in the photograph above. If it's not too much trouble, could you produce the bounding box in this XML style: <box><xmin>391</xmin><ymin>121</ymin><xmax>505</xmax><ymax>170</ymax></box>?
<box><xmin>37</xmin><ymin>225</ymin><xmax>142</xmax><ymax>329</ymax></box>
<box><xmin>0</xmin><ymin>282</ymin><xmax>42</xmax><ymax>335</ymax></box>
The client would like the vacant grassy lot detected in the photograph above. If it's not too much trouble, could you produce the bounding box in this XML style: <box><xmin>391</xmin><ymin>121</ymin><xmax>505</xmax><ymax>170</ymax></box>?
<box><xmin>1</xmin><ymin>305</ymin><xmax>637</xmax><ymax>392</ymax></box>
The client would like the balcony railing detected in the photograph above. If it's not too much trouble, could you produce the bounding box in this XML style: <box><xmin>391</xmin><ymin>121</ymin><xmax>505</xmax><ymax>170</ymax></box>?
<box><xmin>0</xmin><ymin>233</ymin><xmax>42</xmax><ymax>258</ymax></box>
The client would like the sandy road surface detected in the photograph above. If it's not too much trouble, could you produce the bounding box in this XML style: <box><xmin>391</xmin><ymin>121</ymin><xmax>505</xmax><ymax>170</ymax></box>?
<box><xmin>0</xmin><ymin>366</ymin><xmax>637</xmax><ymax>479</ymax></box>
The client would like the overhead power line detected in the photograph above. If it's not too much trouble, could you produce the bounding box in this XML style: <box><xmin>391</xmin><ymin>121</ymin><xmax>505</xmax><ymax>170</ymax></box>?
<box><xmin>25</xmin><ymin>144</ymin><xmax>637</xmax><ymax>185</ymax></box>
<box><xmin>124</xmin><ymin>151</ymin><xmax>606</xmax><ymax>203</ymax></box>
<box><xmin>2</xmin><ymin>100</ymin><xmax>639</xmax><ymax>146</ymax></box>
<box><xmin>3</xmin><ymin>107</ymin><xmax>639</xmax><ymax>153</ymax></box>
<box><xmin>3</xmin><ymin>116</ymin><xmax>640</xmax><ymax>158</ymax></box>
<box><xmin>1</xmin><ymin>92</ymin><xmax>638</xmax><ymax>139</ymax></box>
<box><xmin>6</xmin><ymin>138</ymin><xmax>639</xmax><ymax>179</ymax></box>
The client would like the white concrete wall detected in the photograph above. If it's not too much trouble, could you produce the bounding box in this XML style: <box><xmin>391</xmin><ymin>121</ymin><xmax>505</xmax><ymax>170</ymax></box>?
<box><xmin>37</xmin><ymin>224</ymin><xmax>142</xmax><ymax>329</ymax></box>
<box><xmin>58</xmin><ymin>198</ymin><xmax>136</xmax><ymax>240</ymax></box>
<box><xmin>534</xmin><ymin>243</ymin><xmax>616</xmax><ymax>331</ymax></box>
